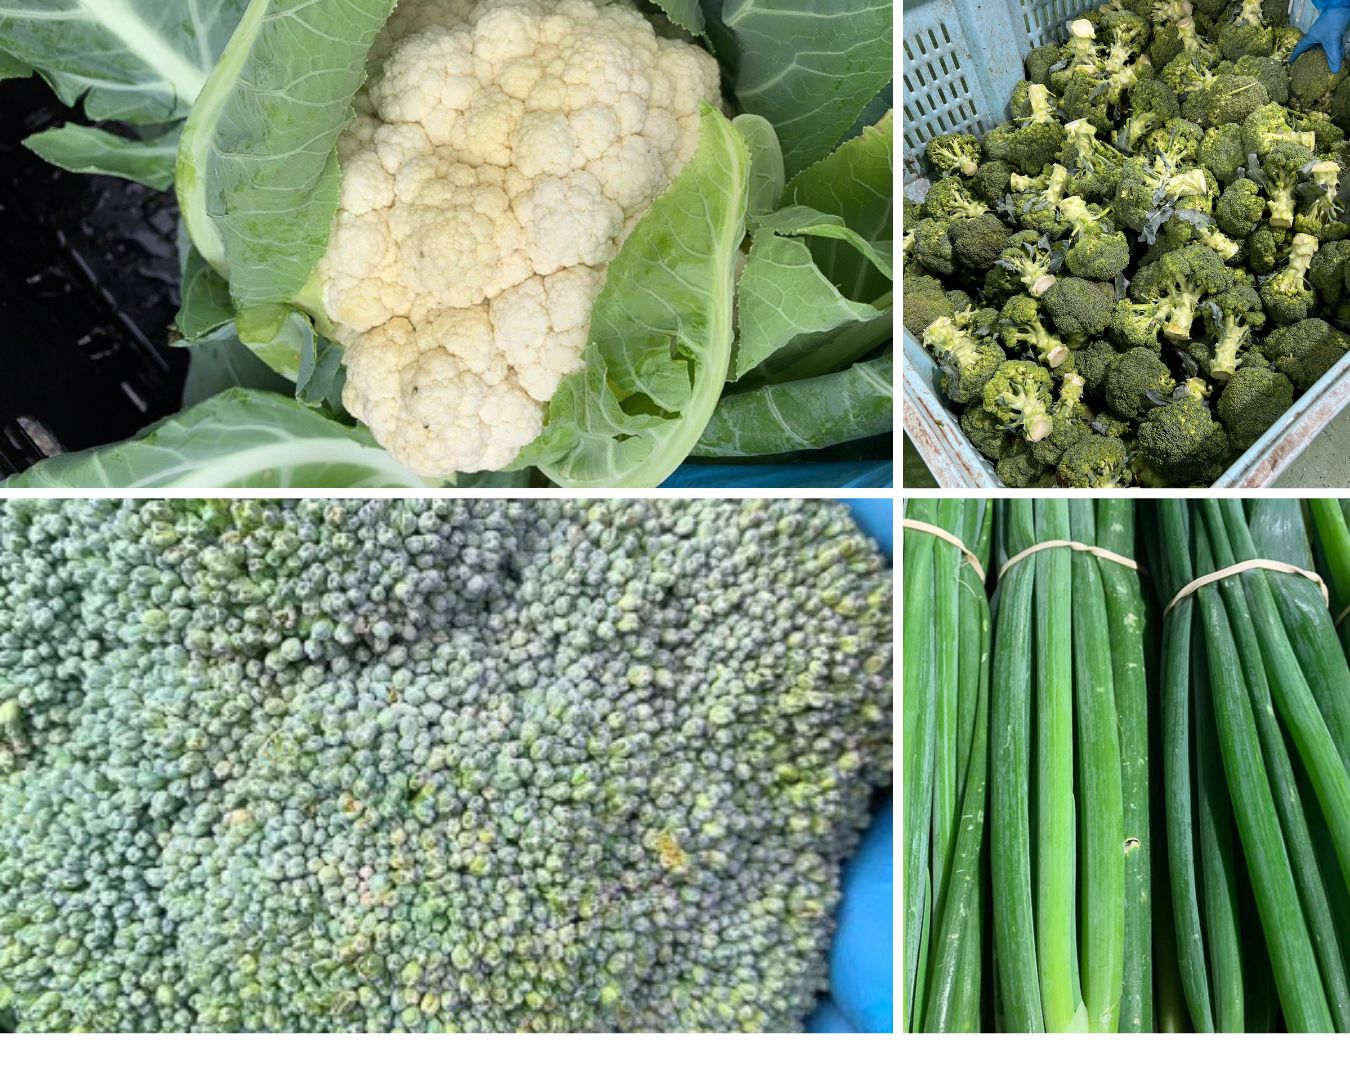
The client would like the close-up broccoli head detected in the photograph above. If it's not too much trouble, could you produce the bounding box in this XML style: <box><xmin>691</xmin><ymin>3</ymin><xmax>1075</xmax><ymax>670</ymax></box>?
<box><xmin>0</xmin><ymin>499</ymin><xmax>894</xmax><ymax>1033</ymax></box>
<box><xmin>905</xmin><ymin>0</ymin><xmax>1350</xmax><ymax>486</ymax></box>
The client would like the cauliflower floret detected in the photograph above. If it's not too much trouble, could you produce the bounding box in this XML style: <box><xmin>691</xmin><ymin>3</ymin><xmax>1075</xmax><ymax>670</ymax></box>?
<box><xmin>343</xmin><ymin>317</ymin><xmax>544</xmax><ymax>475</ymax></box>
<box><xmin>318</xmin><ymin>0</ymin><xmax>722</xmax><ymax>476</ymax></box>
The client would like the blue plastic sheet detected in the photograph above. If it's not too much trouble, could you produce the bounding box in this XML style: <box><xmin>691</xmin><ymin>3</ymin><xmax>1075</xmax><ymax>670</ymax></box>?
<box><xmin>664</xmin><ymin>461</ymin><xmax>893</xmax><ymax>488</ymax></box>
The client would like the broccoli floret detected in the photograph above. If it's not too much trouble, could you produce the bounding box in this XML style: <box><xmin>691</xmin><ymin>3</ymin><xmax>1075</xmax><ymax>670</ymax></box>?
<box><xmin>949</xmin><ymin>213</ymin><xmax>1014</xmax><ymax>272</ymax></box>
<box><xmin>1216</xmin><ymin>2</ymin><xmax>1274</xmax><ymax>61</ymax></box>
<box><xmin>0</xmin><ymin>499</ymin><xmax>895</xmax><ymax>1033</ymax></box>
<box><xmin>1025</xmin><ymin>42</ymin><xmax>1064</xmax><ymax>85</ymax></box>
<box><xmin>1062</xmin><ymin>119</ymin><xmax>1126</xmax><ymax>203</ymax></box>
<box><xmin>1289</xmin><ymin>45</ymin><xmax>1345</xmax><ymax>111</ymax></box>
<box><xmin>1232</xmin><ymin>54</ymin><xmax>1289</xmax><ymax>105</ymax></box>
<box><xmin>1006</xmin><ymin>164</ymin><xmax>1073</xmax><ymax>234</ymax></box>
<box><xmin>927</xmin><ymin>133</ymin><xmax>983</xmax><ymax>177</ymax></box>
<box><xmin>1258</xmin><ymin>231</ymin><xmax>1319</xmax><ymax>324</ymax></box>
<box><xmin>1293</xmin><ymin>158</ymin><xmax>1346</xmax><ymax>240</ymax></box>
<box><xmin>1090</xmin><ymin>409</ymin><xmax>1136</xmax><ymax>440</ymax></box>
<box><xmin>911</xmin><ymin>217</ymin><xmax>956</xmax><ymax>276</ymax></box>
<box><xmin>1136</xmin><ymin>395</ymin><xmax>1231</xmax><ymax>484</ymax></box>
<box><xmin>1129</xmin><ymin>242</ymin><xmax>1231</xmax><ymax>340</ymax></box>
<box><xmin>924</xmin><ymin>177</ymin><xmax>990</xmax><ymax>221</ymax></box>
<box><xmin>1105</xmin><ymin>346</ymin><xmax>1178</xmax><ymax>420</ymax></box>
<box><xmin>1057</xmin><ymin>433</ymin><xmax>1132</xmax><ymax>486</ymax></box>
<box><xmin>1188</xmin><ymin>73</ymin><xmax>1269</xmax><ymax>127</ymax></box>
<box><xmin>1128</xmin><ymin>77</ymin><xmax>1181</xmax><ymax>123</ymax></box>
<box><xmin>995</xmin><ymin>437</ymin><xmax>1058</xmax><ymax>486</ymax></box>
<box><xmin>983</xmin><ymin>359</ymin><xmax>1056</xmax><ymax>441</ymax></box>
<box><xmin>1290</xmin><ymin>109</ymin><xmax>1345</xmax><ymax>154</ymax></box>
<box><xmin>1308</xmin><ymin>237</ymin><xmax>1350</xmax><ymax>304</ymax></box>
<box><xmin>903</xmin><ymin>274</ymin><xmax>954</xmax><ymax>336</ymax></box>
<box><xmin>1005</xmin><ymin>84</ymin><xmax>1068</xmax><ymax>173</ymax></box>
<box><xmin>1213</xmin><ymin>177</ymin><xmax>1266</xmax><ymax>238</ymax></box>
<box><xmin>1242</xmin><ymin>102</ymin><xmax>1317</xmax><ymax>157</ymax></box>
<box><xmin>971</xmin><ymin>160</ymin><xmax>1015</xmax><ymax>204</ymax></box>
<box><xmin>1058</xmin><ymin>201</ymin><xmax>1132</xmax><ymax>279</ymax></box>
<box><xmin>1032</xmin><ymin>372</ymin><xmax>1092</xmax><ymax>467</ymax></box>
<box><xmin>1245</xmin><ymin>221</ymin><xmax>1286</xmax><ymax>272</ymax></box>
<box><xmin>987</xmin><ymin>231</ymin><xmax>1060</xmax><ymax>299</ymax></box>
<box><xmin>1042</xmin><ymin>276</ymin><xmax>1116</xmax><ymax>338</ymax></box>
<box><xmin>1074</xmin><ymin>339</ymin><xmax>1121</xmax><ymax>396</ymax></box>
<box><xmin>923</xmin><ymin>314</ymin><xmax>1006</xmax><ymax>403</ymax></box>
<box><xmin>999</xmin><ymin>294</ymin><xmax>1072</xmax><ymax>368</ymax></box>
<box><xmin>1113</xmin><ymin>156</ymin><xmax>1212</xmax><ymax>238</ymax></box>
<box><xmin>1215</xmin><ymin>364</ymin><xmax>1295</xmax><ymax>447</ymax></box>
<box><xmin>1109</xmin><ymin>298</ymin><xmax>1166</xmax><ymax>350</ymax></box>
<box><xmin>1061</xmin><ymin>70</ymin><xmax>1115</xmax><ymax>133</ymax></box>
<box><xmin>983</xmin><ymin>122</ymin><xmax>1018</xmax><ymax>163</ymax></box>
<box><xmin>1255</xmin><ymin>141</ymin><xmax>1315</xmax><ymax>229</ymax></box>
<box><xmin>1262</xmin><ymin>316</ymin><xmax>1350</xmax><ymax>388</ymax></box>
<box><xmin>1202</xmin><ymin>281</ymin><xmax>1266</xmax><ymax>381</ymax></box>
<box><xmin>960</xmin><ymin>402</ymin><xmax>1017</xmax><ymax>460</ymax></box>
<box><xmin>1198</xmin><ymin>123</ymin><xmax>1247</xmax><ymax>185</ymax></box>
<box><xmin>1143</xmin><ymin>118</ymin><xmax>1207</xmax><ymax>162</ymax></box>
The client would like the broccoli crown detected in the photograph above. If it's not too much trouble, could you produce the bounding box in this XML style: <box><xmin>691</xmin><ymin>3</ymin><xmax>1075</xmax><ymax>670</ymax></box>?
<box><xmin>1042</xmin><ymin>276</ymin><xmax>1116</xmax><ymax>337</ymax></box>
<box><xmin>1129</xmin><ymin>242</ymin><xmax>1231</xmax><ymax>340</ymax></box>
<box><xmin>927</xmin><ymin>132</ymin><xmax>983</xmax><ymax>177</ymax></box>
<box><xmin>950</xmin><ymin>213</ymin><xmax>1014</xmax><ymax>271</ymax></box>
<box><xmin>1258</xmin><ymin>230</ymin><xmax>1319</xmax><ymax>324</ymax></box>
<box><xmin>1065</xmin><ymin>225</ymin><xmax>1132</xmax><ymax>280</ymax></box>
<box><xmin>1198</xmin><ymin>123</ymin><xmax>1247</xmax><ymax>185</ymax></box>
<box><xmin>911</xmin><ymin>217</ymin><xmax>956</xmax><ymax>277</ymax></box>
<box><xmin>1073</xmin><ymin>339</ymin><xmax>1120</xmax><ymax>396</ymax></box>
<box><xmin>995</xmin><ymin>437</ymin><xmax>1057</xmax><ymax>486</ymax></box>
<box><xmin>1215</xmin><ymin>364</ymin><xmax>1295</xmax><ymax>449</ymax></box>
<box><xmin>988</xmin><ymin>231</ymin><xmax>1060</xmax><ymax>299</ymax></box>
<box><xmin>971</xmin><ymin>160</ymin><xmax>1015</xmax><ymax>204</ymax></box>
<box><xmin>960</xmin><ymin>403</ymin><xmax>1018</xmax><ymax>460</ymax></box>
<box><xmin>0</xmin><ymin>499</ymin><xmax>893</xmax><ymax>1033</ymax></box>
<box><xmin>1202</xmin><ymin>281</ymin><xmax>1266</xmax><ymax>380</ymax></box>
<box><xmin>924</xmin><ymin>177</ymin><xmax>990</xmax><ymax>221</ymax></box>
<box><xmin>1308</xmin><ymin>237</ymin><xmax>1350</xmax><ymax>304</ymax></box>
<box><xmin>924</xmin><ymin>314</ymin><xmax>1006</xmax><ymax>403</ymax></box>
<box><xmin>983</xmin><ymin>359</ymin><xmax>1056</xmax><ymax>440</ymax></box>
<box><xmin>1105</xmin><ymin>346</ymin><xmax>1178</xmax><ymax>420</ymax></box>
<box><xmin>902</xmin><ymin>274</ymin><xmax>954</xmax><ymax>336</ymax></box>
<box><xmin>1135</xmin><ymin>395</ymin><xmax>1229</xmax><ymax>483</ymax></box>
<box><xmin>1056</xmin><ymin>433</ymin><xmax>1131</xmax><ymax>487</ymax></box>
<box><xmin>1289</xmin><ymin>47</ymin><xmax>1343</xmax><ymax>111</ymax></box>
<box><xmin>1262</xmin><ymin>316</ymin><xmax>1350</xmax><ymax>388</ymax></box>
<box><xmin>1109</xmin><ymin>298</ymin><xmax>1164</xmax><ymax>351</ymax></box>
<box><xmin>999</xmin><ymin>294</ymin><xmax>1071</xmax><ymax>368</ymax></box>
<box><xmin>1213</xmin><ymin>177</ymin><xmax>1266</xmax><ymax>238</ymax></box>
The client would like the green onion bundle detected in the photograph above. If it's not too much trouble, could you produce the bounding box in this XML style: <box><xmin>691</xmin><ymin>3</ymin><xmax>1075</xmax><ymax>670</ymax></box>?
<box><xmin>1309</xmin><ymin>500</ymin><xmax>1350</xmax><ymax>657</ymax></box>
<box><xmin>989</xmin><ymin>499</ymin><xmax>1151</xmax><ymax>1032</ymax></box>
<box><xmin>1154</xmin><ymin>501</ymin><xmax>1350</xmax><ymax>1032</ymax></box>
<box><xmin>902</xmin><ymin>499</ymin><xmax>992</xmax><ymax>1033</ymax></box>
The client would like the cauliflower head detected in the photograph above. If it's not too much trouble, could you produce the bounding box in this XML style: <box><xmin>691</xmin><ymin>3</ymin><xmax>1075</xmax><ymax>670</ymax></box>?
<box><xmin>318</xmin><ymin>0</ymin><xmax>723</xmax><ymax>476</ymax></box>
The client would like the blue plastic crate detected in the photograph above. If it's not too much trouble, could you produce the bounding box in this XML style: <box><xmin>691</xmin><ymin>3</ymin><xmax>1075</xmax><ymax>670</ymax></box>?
<box><xmin>902</xmin><ymin>0</ymin><xmax>1348</xmax><ymax>487</ymax></box>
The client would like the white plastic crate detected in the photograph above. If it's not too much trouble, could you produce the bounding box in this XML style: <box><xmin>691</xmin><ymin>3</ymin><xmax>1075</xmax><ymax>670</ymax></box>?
<box><xmin>901</xmin><ymin>0</ymin><xmax>1348</xmax><ymax>487</ymax></box>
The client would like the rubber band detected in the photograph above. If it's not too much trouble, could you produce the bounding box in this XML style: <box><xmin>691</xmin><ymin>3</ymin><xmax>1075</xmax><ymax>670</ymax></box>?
<box><xmin>1337</xmin><ymin>603</ymin><xmax>1350</xmax><ymax>630</ymax></box>
<box><xmin>902</xmin><ymin>519</ymin><xmax>987</xmax><ymax>584</ymax></box>
<box><xmin>1164</xmin><ymin>558</ymin><xmax>1330</xmax><ymax>617</ymax></box>
<box><xmin>996</xmin><ymin>538</ymin><xmax>1145</xmax><ymax>581</ymax></box>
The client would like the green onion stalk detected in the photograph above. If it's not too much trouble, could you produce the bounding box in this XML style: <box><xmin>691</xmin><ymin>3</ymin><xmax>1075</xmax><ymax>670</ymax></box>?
<box><xmin>903</xmin><ymin>499</ymin><xmax>992</xmax><ymax>1032</ymax></box>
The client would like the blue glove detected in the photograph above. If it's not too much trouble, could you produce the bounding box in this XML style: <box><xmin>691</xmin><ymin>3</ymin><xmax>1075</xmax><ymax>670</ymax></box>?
<box><xmin>805</xmin><ymin>498</ymin><xmax>893</xmax><ymax>1034</ymax></box>
<box><xmin>1290</xmin><ymin>4</ymin><xmax>1350</xmax><ymax>73</ymax></box>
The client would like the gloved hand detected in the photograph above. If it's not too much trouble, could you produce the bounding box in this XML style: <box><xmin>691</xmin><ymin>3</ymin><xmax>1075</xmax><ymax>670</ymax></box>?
<box><xmin>805</xmin><ymin>497</ymin><xmax>894</xmax><ymax>1034</ymax></box>
<box><xmin>1290</xmin><ymin>2</ymin><xmax>1350</xmax><ymax>73</ymax></box>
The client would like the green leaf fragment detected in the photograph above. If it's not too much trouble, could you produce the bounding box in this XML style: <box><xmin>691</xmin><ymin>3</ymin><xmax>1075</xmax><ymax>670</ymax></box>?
<box><xmin>3</xmin><ymin>389</ymin><xmax>426</xmax><ymax>489</ymax></box>
<box><xmin>21</xmin><ymin>122</ymin><xmax>180</xmax><ymax>190</ymax></box>
<box><xmin>783</xmin><ymin>111</ymin><xmax>894</xmax><ymax>303</ymax></box>
<box><xmin>693</xmin><ymin>353</ymin><xmax>893</xmax><ymax>457</ymax></box>
<box><xmin>713</xmin><ymin>0</ymin><xmax>893</xmax><ymax>176</ymax></box>
<box><xmin>516</xmin><ymin>105</ymin><xmax>750</xmax><ymax>487</ymax></box>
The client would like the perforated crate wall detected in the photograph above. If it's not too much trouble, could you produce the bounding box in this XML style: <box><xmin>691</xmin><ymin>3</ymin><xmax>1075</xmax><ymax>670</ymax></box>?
<box><xmin>901</xmin><ymin>0</ymin><xmax>1098</xmax><ymax>180</ymax></box>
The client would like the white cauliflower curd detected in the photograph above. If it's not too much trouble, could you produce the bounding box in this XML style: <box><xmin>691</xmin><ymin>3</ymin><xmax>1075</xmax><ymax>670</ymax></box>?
<box><xmin>317</xmin><ymin>0</ymin><xmax>723</xmax><ymax>475</ymax></box>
